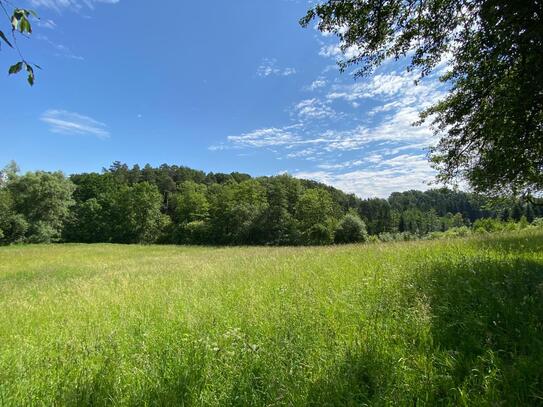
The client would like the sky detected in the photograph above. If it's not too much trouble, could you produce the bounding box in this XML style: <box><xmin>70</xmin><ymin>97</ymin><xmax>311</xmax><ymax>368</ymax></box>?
<box><xmin>1</xmin><ymin>0</ymin><xmax>449</xmax><ymax>198</ymax></box>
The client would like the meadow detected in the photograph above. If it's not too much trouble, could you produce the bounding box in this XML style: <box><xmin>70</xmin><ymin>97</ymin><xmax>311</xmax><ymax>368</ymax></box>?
<box><xmin>0</xmin><ymin>229</ymin><xmax>542</xmax><ymax>406</ymax></box>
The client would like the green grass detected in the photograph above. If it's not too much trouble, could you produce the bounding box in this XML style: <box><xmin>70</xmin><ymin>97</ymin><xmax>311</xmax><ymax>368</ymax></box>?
<box><xmin>0</xmin><ymin>230</ymin><xmax>542</xmax><ymax>406</ymax></box>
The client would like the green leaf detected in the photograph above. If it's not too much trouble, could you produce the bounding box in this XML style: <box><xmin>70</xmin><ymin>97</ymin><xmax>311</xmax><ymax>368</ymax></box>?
<box><xmin>28</xmin><ymin>10</ymin><xmax>39</xmax><ymax>19</ymax></box>
<box><xmin>11</xmin><ymin>15</ymin><xmax>19</xmax><ymax>31</ymax></box>
<box><xmin>26</xmin><ymin>64</ymin><xmax>35</xmax><ymax>86</ymax></box>
<box><xmin>11</xmin><ymin>9</ymin><xmax>34</xmax><ymax>32</ymax></box>
<box><xmin>0</xmin><ymin>31</ymin><xmax>13</xmax><ymax>48</ymax></box>
<box><xmin>13</xmin><ymin>9</ymin><xmax>28</xmax><ymax>18</ymax></box>
<box><xmin>19</xmin><ymin>16</ymin><xmax>32</xmax><ymax>34</ymax></box>
<box><xmin>8</xmin><ymin>62</ymin><xmax>23</xmax><ymax>75</ymax></box>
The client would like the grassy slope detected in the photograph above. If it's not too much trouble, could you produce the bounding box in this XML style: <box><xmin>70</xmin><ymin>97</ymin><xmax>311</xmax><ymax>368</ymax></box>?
<box><xmin>0</xmin><ymin>230</ymin><xmax>542</xmax><ymax>406</ymax></box>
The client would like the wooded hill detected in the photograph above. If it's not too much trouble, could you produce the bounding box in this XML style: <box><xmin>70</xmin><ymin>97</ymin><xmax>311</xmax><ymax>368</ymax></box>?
<box><xmin>1</xmin><ymin>161</ymin><xmax>541</xmax><ymax>245</ymax></box>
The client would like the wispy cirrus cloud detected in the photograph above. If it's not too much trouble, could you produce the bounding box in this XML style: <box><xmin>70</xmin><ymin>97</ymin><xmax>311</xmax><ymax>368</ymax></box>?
<box><xmin>319</xmin><ymin>43</ymin><xmax>362</xmax><ymax>60</ymax></box>
<box><xmin>294</xmin><ymin>98</ymin><xmax>336</xmax><ymax>120</ymax></box>
<box><xmin>29</xmin><ymin>0</ymin><xmax>119</xmax><ymax>11</ymax></box>
<box><xmin>36</xmin><ymin>34</ymin><xmax>84</xmax><ymax>60</ymax></box>
<box><xmin>210</xmin><ymin>127</ymin><xmax>302</xmax><ymax>151</ymax></box>
<box><xmin>306</xmin><ymin>78</ymin><xmax>327</xmax><ymax>91</ymax></box>
<box><xmin>37</xmin><ymin>19</ymin><xmax>57</xmax><ymax>29</ymax></box>
<box><xmin>294</xmin><ymin>153</ymin><xmax>436</xmax><ymax>199</ymax></box>
<box><xmin>41</xmin><ymin>110</ymin><xmax>110</xmax><ymax>139</ymax></box>
<box><xmin>257</xmin><ymin>58</ymin><xmax>297</xmax><ymax>77</ymax></box>
<box><xmin>214</xmin><ymin>39</ymin><xmax>449</xmax><ymax>198</ymax></box>
<box><xmin>226</xmin><ymin>127</ymin><xmax>300</xmax><ymax>148</ymax></box>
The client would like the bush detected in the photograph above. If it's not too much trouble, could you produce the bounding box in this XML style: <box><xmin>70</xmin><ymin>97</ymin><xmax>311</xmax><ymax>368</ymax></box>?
<box><xmin>26</xmin><ymin>222</ymin><xmax>58</xmax><ymax>244</ymax></box>
<box><xmin>334</xmin><ymin>213</ymin><xmax>368</xmax><ymax>244</ymax></box>
<box><xmin>473</xmin><ymin>218</ymin><xmax>505</xmax><ymax>233</ymax></box>
<box><xmin>367</xmin><ymin>235</ymin><xmax>380</xmax><ymax>243</ymax></box>
<box><xmin>445</xmin><ymin>226</ymin><xmax>471</xmax><ymax>238</ymax></box>
<box><xmin>306</xmin><ymin>223</ymin><xmax>335</xmax><ymax>245</ymax></box>
<box><xmin>378</xmin><ymin>232</ymin><xmax>395</xmax><ymax>242</ymax></box>
<box><xmin>183</xmin><ymin>220</ymin><xmax>210</xmax><ymax>245</ymax></box>
<box><xmin>519</xmin><ymin>216</ymin><xmax>529</xmax><ymax>229</ymax></box>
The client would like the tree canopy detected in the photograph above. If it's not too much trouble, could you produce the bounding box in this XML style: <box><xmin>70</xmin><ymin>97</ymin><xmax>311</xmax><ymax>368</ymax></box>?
<box><xmin>301</xmin><ymin>0</ymin><xmax>543</xmax><ymax>199</ymax></box>
<box><xmin>1</xmin><ymin>161</ymin><xmax>540</xmax><ymax>246</ymax></box>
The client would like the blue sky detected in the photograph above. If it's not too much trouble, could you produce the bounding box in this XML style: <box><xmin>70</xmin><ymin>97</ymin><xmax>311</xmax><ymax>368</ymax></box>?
<box><xmin>1</xmin><ymin>0</ymin><xmax>448</xmax><ymax>198</ymax></box>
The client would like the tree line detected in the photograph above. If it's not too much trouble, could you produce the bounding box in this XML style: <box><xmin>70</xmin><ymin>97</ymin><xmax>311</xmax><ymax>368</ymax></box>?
<box><xmin>1</xmin><ymin>161</ymin><xmax>541</xmax><ymax>246</ymax></box>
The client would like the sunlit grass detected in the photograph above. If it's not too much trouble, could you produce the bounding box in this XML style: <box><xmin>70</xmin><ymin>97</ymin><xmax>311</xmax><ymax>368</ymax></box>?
<box><xmin>0</xmin><ymin>230</ymin><xmax>542</xmax><ymax>405</ymax></box>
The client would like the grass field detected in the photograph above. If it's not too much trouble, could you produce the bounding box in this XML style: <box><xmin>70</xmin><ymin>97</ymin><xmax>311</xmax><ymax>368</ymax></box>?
<box><xmin>0</xmin><ymin>230</ymin><xmax>542</xmax><ymax>406</ymax></box>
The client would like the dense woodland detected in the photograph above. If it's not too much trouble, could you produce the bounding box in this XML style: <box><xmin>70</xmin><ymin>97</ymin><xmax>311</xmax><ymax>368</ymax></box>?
<box><xmin>0</xmin><ymin>161</ymin><xmax>541</xmax><ymax>246</ymax></box>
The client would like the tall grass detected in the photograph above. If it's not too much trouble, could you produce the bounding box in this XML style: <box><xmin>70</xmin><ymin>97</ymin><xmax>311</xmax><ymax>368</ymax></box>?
<box><xmin>0</xmin><ymin>229</ymin><xmax>542</xmax><ymax>405</ymax></box>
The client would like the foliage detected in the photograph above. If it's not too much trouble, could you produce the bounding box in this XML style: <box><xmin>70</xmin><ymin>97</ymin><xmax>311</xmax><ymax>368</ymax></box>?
<box><xmin>358</xmin><ymin>198</ymin><xmax>393</xmax><ymax>235</ymax></box>
<box><xmin>473</xmin><ymin>218</ymin><xmax>508</xmax><ymax>233</ymax></box>
<box><xmin>259</xmin><ymin>175</ymin><xmax>302</xmax><ymax>245</ymax></box>
<box><xmin>0</xmin><ymin>1</ymin><xmax>40</xmax><ymax>85</ymax></box>
<box><xmin>533</xmin><ymin>217</ymin><xmax>543</xmax><ymax>228</ymax></box>
<box><xmin>334</xmin><ymin>211</ymin><xmax>368</xmax><ymax>244</ymax></box>
<box><xmin>2</xmin><ymin>162</ymin><xmax>542</xmax><ymax>246</ymax></box>
<box><xmin>0</xmin><ymin>229</ymin><xmax>541</xmax><ymax>404</ymax></box>
<box><xmin>7</xmin><ymin>171</ymin><xmax>75</xmax><ymax>243</ymax></box>
<box><xmin>429</xmin><ymin>226</ymin><xmax>471</xmax><ymax>240</ymax></box>
<box><xmin>114</xmin><ymin>182</ymin><xmax>169</xmax><ymax>244</ymax></box>
<box><xmin>296</xmin><ymin>188</ymin><xmax>336</xmax><ymax>245</ymax></box>
<box><xmin>301</xmin><ymin>0</ymin><xmax>543</xmax><ymax>198</ymax></box>
<box><xmin>0</xmin><ymin>188</ymin><xmax>27</xmax><ymax>244</ymax></box>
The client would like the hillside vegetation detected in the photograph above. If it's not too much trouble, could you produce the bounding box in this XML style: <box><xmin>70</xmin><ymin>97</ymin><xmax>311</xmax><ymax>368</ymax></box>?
<box><xmin>2</xmin><ymin>162</ymin><xmax>542</xmax><ymax>246</ymax></box>
<box><xmin>0</xmin><ymin>229</ymin><xmax>541</xmax><ymax>405</ymax></box>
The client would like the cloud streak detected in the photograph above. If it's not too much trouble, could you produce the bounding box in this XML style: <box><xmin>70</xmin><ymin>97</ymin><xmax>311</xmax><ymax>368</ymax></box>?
<box><xmin>29</xmin><ymin>0</ymin><xmax>119</xmax><ymax>11</ymax></box>
<box><xmin>294</xmin><ymin>98</ymin><xmax>336</xmax><ymax>120</ymax></box>
<box><xmin>41</xmin><ymin>110</ymin><xmax>110</xmax><ymax>139</ymax></box>
<box><xmin>215</xmin><ymin>47</ymin><xmax>449</xmax><ymax>198</ymax></box>
<box><xmin>295</xmin><ymin>153</ymin><xmax>436</xmax><ymax>199</ymax></box>
<box><xmin>257</xmin><ymin>58</ymin><xmax>297</xmax><ymax>77</ymax></box>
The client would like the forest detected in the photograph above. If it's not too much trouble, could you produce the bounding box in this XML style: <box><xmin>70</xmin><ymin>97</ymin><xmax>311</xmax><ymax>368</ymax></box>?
<box><xmin>1</xmin><ymin>161</ymin><xmax>540</xmax><ymax>246</ymax></box>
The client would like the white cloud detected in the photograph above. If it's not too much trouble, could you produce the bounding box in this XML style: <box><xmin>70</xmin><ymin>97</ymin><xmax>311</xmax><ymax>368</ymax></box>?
<box><xmin>227</xmin><ymin>127</ymin><xmax>300</xmax><ymax>148</ymax></box>
<box><xmin>307</xmin><ymin>78</ymin><xmax>327</xmax><ymax>91</ymax></box>
<box><xmin>327</xmin><ymin>70</ymin><xmax>444</xmax><ymax>108</ymax></box>
<box><xmin>38</xmin><ymin>19</ymin><xmax>57</xmax><ymax>29</ymax></box>
<box><xmin>214</xmin><ymin>51</ymin><xmax>448</xmax><ymax>197</ymax></box>
<box><xmin>41</xmin><ymin>110</ymin><xmax>110</xmax><ymax>139</ymax></box>
<box><xmin>257</xmin><ymin>58</ymin><xmax>297</xmax><ymax>77</ymax></box>
<box><xmin>294</xmin><ymin>98</ymin><xmax>336</xmax><ymax>120</ymax></box>
<box><xmin>36</xmin><ymin>34</ymin><xmax>84</xmax><ymax>60</ymax></box>
<box><xmin>327</xmin><ymin>72</ymin><xmax>414</xmax><ymax>101</ymax></box>
<box><xmin>282</xmin><ymin>67</ymin><xmax>297</xmax><ymax>76</ymax></box>
<box><xmin>319</xmin><ymin>43</ymin><xmax>361</xmax><ymax>60</ymax></box>
<box><xmin>214</xmin><ymin>100</ymin><xmax>436</xmax><ymax>157</ymax></box>
<box><xmin>317</xmin><ymin>154</ymin><xmax>382</xmax><ymax>170</ymax></box>
<box><xmin>295</xmin><ymin>153</ymin><xmax>437</xmax><ymax>199</ymax></box>
<box><xmin>29</xmin><ymin>0</ymin><xmax>119</xmax><ymax>11</ymax></box>
<box><xmin>286</xmin><ymin>148</ymin><xmax>319</xmax><ymax>159</ymax></box>
<box><xmin>296</xmin><ymin>106</ymin><xmax>434</xmax><ymax>154</ymax></box>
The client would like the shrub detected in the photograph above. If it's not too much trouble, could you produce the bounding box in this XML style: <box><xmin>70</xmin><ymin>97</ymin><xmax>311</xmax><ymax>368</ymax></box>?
<box><xmin>444</xmin><ymin>226</ymin><xmax>471</xmax><ymax>238</ymax></box>
<box><xmin>306</xmin><ymin>223</ymin><xmax>335</xmax><ymax>245</ymax></box>
<box><xmin>334</xmin><ymin>213</ymin><xmax>368</xmax><ymax>244</ymax></box>
<box><xmin>378</xmin><ymin>232</ymin><xmax>395</xmax><ymax>242</ymax></box>
<box><xmin>519</xmin><ymin>216</ymin><xmax>529</xmax><ymax>229</ymax></box>
<box><xmin>184</xmin><ymin>220</ymin><xmax>210</xmax><ymax>245</ymax></box>
<box><xmin>473</xmin><ymin>218</ymin><xmax>505</xmax><ymax>233</ymax></box>
<box><xmin>367</xmin><ymin>235</ymin><xmax>380</xmax><ymax>243</ymax></box>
